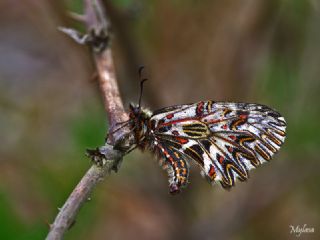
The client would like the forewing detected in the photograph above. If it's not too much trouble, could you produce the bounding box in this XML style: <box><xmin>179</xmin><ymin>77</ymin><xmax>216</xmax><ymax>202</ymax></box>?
<box><xmin>152</xmin><ymin>101</ymin><xmax>286</xmax><ymax>189</ymax></box>
<box><xmin>202</xmin><ymin>102</ymin><xmax>286</xmax><ymax>188</ymax></box>
<box><xmin>205</xmin><ymin>102</ymin><xmax>286</xmax><ymax>164</ymax></box>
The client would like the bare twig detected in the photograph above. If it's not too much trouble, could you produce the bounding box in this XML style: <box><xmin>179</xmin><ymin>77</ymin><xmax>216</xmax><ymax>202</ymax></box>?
<box><xmin>68</xmin><ymin>12</ymin><xmax>86</xmax><ymax>23</ymax></box>
<box><xmin>46</xmin><ymin>0</ymin><xmax>131</xmax><ymax>239</ymax></box>
<box><xmin>58</xmin><ymin>27</ymin><xmax>90</xmax><ymax>45</ymax></box>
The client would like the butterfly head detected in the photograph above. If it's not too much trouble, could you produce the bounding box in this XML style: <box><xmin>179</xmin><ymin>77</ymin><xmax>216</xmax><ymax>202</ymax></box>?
<box><xmin>128</xmin><ymin>71</ymin><xmax>151</xmax><ymax>128</ymax></box>
<box><xmin>128</xmin><ymin>67</ymin><xmax>153</xmax><ymax>143</ymax></box>
<box><xmin>129</xmin><ymin>103</ymin><xmax>152</xmax><ymax>122</ymax></box>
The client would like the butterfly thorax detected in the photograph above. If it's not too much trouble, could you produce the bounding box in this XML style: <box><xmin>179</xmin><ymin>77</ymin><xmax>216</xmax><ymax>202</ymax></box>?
<box><xmin>128</xmin><ymin>103</ymin><xmax>153</xmax><ymax>148</ymax></box>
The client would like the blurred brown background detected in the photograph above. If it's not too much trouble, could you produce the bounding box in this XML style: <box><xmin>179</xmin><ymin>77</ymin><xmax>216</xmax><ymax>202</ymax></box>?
<box><xmin>0</xmin><ymin>0</ymin><xmax>319</xmax><ymax>239</ymax></box>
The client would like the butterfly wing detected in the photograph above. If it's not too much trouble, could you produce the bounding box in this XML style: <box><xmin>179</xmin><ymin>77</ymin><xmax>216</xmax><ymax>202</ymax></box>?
<box><xmin>151</xmin><ymin>101</ymin><xmax>286</xmax><ymax>190</ymax></box>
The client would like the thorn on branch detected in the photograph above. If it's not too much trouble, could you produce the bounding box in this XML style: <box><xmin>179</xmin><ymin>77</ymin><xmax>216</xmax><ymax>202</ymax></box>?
<box><xmin>58</xmin><ymin>27</ymin><xmax>89</xmax><ymax>44</ymax></box>
<box><xmin>68</xmin><ymin>220</ymin><xmax>76</xmax><ymax>230</ymax></box>
<box><xmin>67</xmin><ymin>12</ymin><xmax>86</xmax><ymax>22</ymax></box>
<box><xmin>45</xmin><ymin>220</ymin><xmax>52</xmax><ymax>229</ymax></box>
<box><xmin>58</xmin><ymin>26</ymin><xmax>110</xmax><ymax>53</ymax></box>
<box><xmin>86</xmin><ymin>148</ymin><xmax>108</xmax><ymax>167</ymax></box>
<box><xmin>86</xmin><ymin>144</ymin><xmax>123</xmax><ymax>171</ymax></box>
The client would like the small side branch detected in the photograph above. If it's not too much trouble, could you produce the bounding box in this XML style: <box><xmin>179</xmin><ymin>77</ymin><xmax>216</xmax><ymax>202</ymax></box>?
<box><xmin>46</xmin><ymin>0</ymin><xmax>130</xmax><ymax>239</ymax></box>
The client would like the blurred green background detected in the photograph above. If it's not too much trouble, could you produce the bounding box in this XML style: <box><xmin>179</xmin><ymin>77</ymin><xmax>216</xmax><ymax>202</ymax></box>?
<box><xmin>0</xmin><ymin>0</ymin><xmax>319</xmax><ymax>239</ymax></box>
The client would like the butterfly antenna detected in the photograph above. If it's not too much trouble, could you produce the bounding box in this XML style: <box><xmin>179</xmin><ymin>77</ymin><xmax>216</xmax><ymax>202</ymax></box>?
<box><xmin>138</xmin><ymin>66</ymin><xmax>148</xmax><ymax>110</ymax></box>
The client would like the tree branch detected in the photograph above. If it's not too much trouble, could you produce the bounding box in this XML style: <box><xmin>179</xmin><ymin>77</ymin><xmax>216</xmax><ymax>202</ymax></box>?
<box><xmin>46</xmin><ymin>0</ymin><xmax>131</xmax><ymax>239</ymax></box>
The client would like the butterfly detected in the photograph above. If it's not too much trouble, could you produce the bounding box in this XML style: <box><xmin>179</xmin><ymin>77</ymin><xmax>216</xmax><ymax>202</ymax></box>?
<box><xmin>121</xmin><ymin>79</ymin><xmax>287</xmax><ymax>194</ymax></box>
<box><xmin>127</xmin><ymin>100</ymin><xmax>286</xmax><ymax>194</ymax></box>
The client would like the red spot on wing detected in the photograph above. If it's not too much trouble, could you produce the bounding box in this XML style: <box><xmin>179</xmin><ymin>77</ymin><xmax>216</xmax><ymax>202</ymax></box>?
<box><xmin>229</xmin><ymin>135</ymin><xmax>236</xmax><ymax>140</ymax></box>
<box><xmin>207</xmin><ymin>118</ymin><xmax>225</xmax><ymax>124</ymax></box>
<box><xmin>166</xmin><ymin>113</ymin><xmax>174</xmax><ymax>119</ymax></box>
<box><xmin>208</xmin><ymin>165</ymin><xmax>216</xmax><ymax>179</ymax></box>
<box><xmin>175</xmin><ymin>137</ymin><xmax>188</xmax><ymax>144</ymax></box>
<box><xmin>219</xmin><ymin>156</ymin><xmax>224</xmax><ymax>164</ymax></box>
<box><xmin>222</xmin><ymin>124</ymin><xmax>228</xmax><ymax>130</ymax></box>
<box><xmin>206</xmin><ymin>116</ymin><xmax>239</xmax><ymax>125</ymax></box>
<box><xmin>227</xmin><ymin>146</ymin><xmax>233</xmax><ymax>153</ymax></box>
<box><xmin>196</xmin><ymin>101</ymin><xmax>204</xmax><ymax>116</ymax></box>
<box><xmin>159</xmin><ymin>118</ymin><xmax>197</xmax><ymax>127</ymax></box>
<box><xmin>239</xmin><ymin>114</ymin><xmax>248</xmax><ymax>120</ymax></box>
